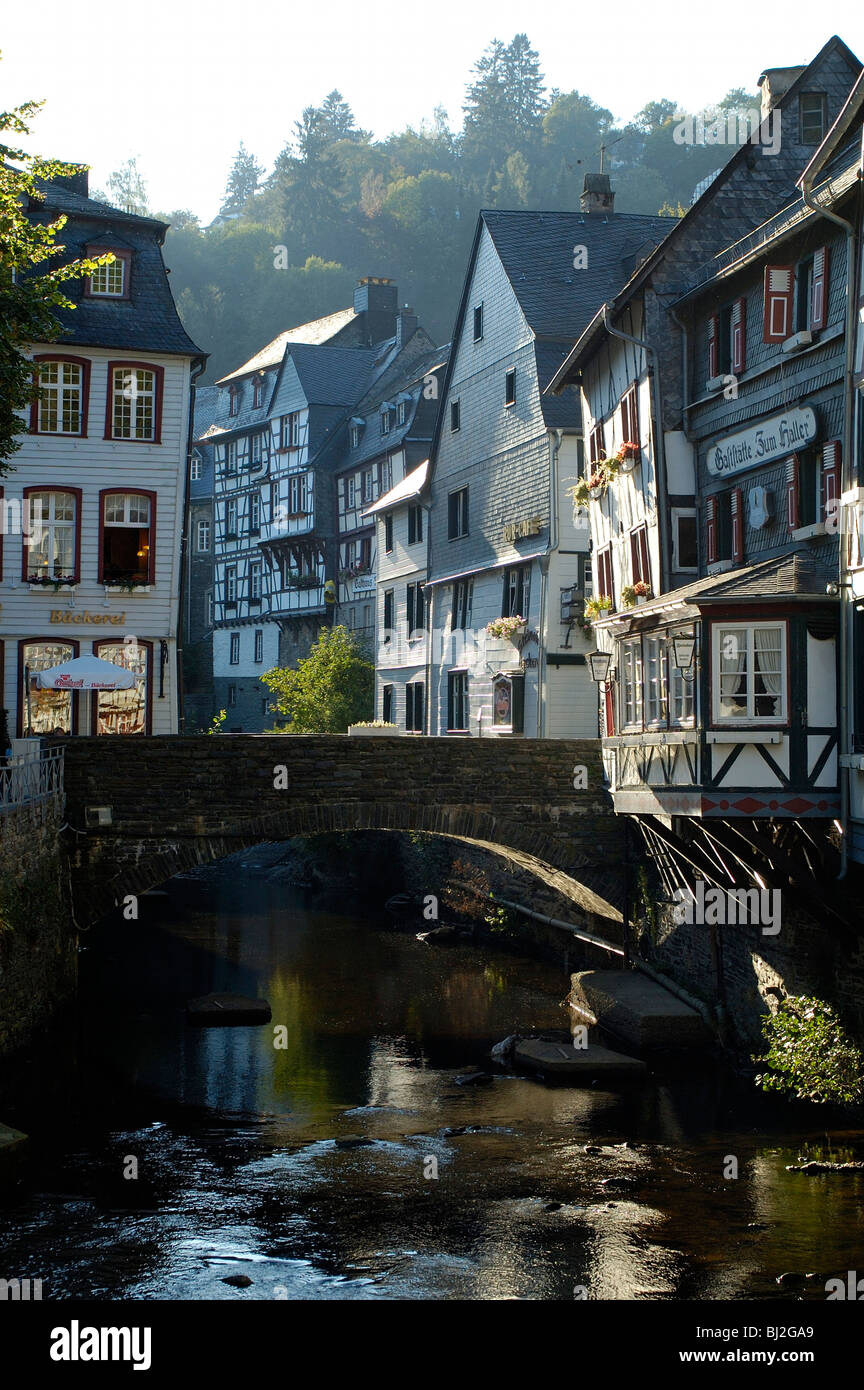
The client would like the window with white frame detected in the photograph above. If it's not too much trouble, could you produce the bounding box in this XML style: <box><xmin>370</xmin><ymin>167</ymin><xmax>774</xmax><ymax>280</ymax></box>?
<box><xmin>249</xmin><ymin>492</ymin><xmax>261</xmax><ymax>533</ymax></box>
<box><xmin>713</xmin><ymin>622</ymin><xmax>786</xmax><ymax>723</ymax></box>
<box><xmin>226</xmin><ymin>499</ymin><xmax>238</xmax><ymax>537</ymax></box>
<box><xmin>249</xmin><ymin>560</ymin><xmax>262</xmax><ymax>601</ymax></box>
<box><xmin>225</xmin><ymin>565</ymin><xmax>237</xmax><ymax>604</ymax></box>
<box><xmin>89</xmin><ymin>256</ymin><xmax>126</xmax><ymax>297</ymax></box>
<box><xmin>226</xmin><ymin>441</ymin><xmax>238</xmax><ymax>475</ymax></box>
<box><xmin>361</xmin><ymin>469</ymin><xmax>374</xmax><ymax>503</ymax></box>
<box><xmin>190</xmin><ymin>455</ymin><xmax>202</xmax><ymax>481</ymax></box>
<box><xmin>196</xmin><ymin>519</ymin><xmax>211</xmax><ymax>552</ymax></box>
<box><xmin>250</xmin><ymin>433</ymin><xmax>263</xmax><ymax>467</ymax></box>
<box><xmin>26</xmin><ymin>490</ymin><xmax>77</xmax><ymax>578</ymax></box>
<box><xmin>35</xmin><ymin>359</ymin><xmax>86</xmax><ymax>435</ymax></box>
<box><xmin>230</xmin><ymin>632</ymin><xmax>240</xmax><ymax>664</ymax></box>
<box><xmin>452</xmin><ymin>578</ymin><xmax>473</xmax><ymax>631</ymax></box>
<box><xmin>669</xmin><ymin>656</ymin><xmax>695</xmax><ymax>726</ymax></box>
<box><xmin>110</xmin><ymin>366</ymin><xmax>158</xmax><ymax>441</ymax></box>
<box><xmin>620</xmin><ymin>639</ymin><xmax>643</xmax><ymax>729</ymax></box>
<box><xmin>102</xmin><ymin>492</ymin><xmax>152</xmax><ymax>584</ymax></box>
<box><xmin>254</xmin><ymin>629</ymin><xmax>264</xmax><ymax>663</ymax></box>
<box><xmin>346</xmin><ymin>477</ymin><xmax>356</xmax><ymax>510</ymax></box>
<box><xmin>644</xmin><ymin>634</ymin><xmax>667</xmax><ymax>726</ymax></box>
<box><xmin>397</xmin><ymin>400</ymin><xmax>407</xmax><ymax>427</ymax></box>
<box><xmin>289</xmin><ymin>474</ymin><xmax>308</xmax><ymax>515</ymax></box>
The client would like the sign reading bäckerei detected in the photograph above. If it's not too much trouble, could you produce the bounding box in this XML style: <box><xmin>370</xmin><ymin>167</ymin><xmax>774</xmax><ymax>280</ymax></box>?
<box><xmin>706</xmin><ymin>407</ymin><xmax>817</xmax><ymax>477</ymax></box>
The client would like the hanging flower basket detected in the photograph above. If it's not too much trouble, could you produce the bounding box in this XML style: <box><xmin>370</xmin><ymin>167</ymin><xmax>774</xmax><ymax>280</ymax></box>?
<box><xmin>486</xmin><ymin>615</ymin><xmax>526</xmax><ymax>643</ymax></box>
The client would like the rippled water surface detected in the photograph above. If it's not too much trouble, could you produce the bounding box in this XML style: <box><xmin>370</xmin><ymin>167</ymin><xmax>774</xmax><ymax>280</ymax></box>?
<box><xmin>1</xmin><ymin>872</ymin><xmax>863</xmax><ymax>1300</ymax></box>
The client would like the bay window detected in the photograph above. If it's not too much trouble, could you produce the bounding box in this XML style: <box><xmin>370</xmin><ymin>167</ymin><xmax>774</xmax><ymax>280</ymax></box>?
<box><xmin>106</xmin><ymin>363</ymin><xmax>163</xmax><ymax>442</ymax></box>
<box><xmin>713</xmin><ymin>622</ymin><xmax>786</xmax><ymax>723</ymax></box>
<box><xmin>100</xmin><ymin>491</ymin><xmax>154</xmax><ymax>584</ymax></box>
<box><xmin>31</xmin><ymin>356</ymin><xmax>90</xmax><ymax>436</ymax></box>
<box><xmin>24</xmin><ymin>488</ymin><xmax>80</xmax><ymax>581</ymax></box>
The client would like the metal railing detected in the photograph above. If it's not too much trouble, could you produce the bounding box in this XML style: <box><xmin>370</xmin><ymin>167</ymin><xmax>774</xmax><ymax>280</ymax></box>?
<box><xmin>0</xmin><ymin>746</ymin><xmax>65</xmax><ymax>815</ymax></box>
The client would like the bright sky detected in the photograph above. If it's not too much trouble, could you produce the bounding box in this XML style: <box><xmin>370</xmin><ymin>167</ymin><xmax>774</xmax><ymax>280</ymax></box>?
<box><xmin>3</xmin><ymin>0</ymin><xmax>861</xmax><ymax>223</ymax></box>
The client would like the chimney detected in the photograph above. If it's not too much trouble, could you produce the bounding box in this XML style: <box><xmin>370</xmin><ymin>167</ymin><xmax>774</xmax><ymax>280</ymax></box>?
<box><xmin>353</xmin><ymin>277</ymin><xmax>398</xmax><ymax>345</ymax></box>
<box><xmin>49</xmin><ymin>168</ymin><xmax>90</xmax><ymax>199</ymax></box>
<box><xmin>396</xmin><ymin>306</ymin><xmax>418</xmax><ymax>347</ymax></box>
<box><xmin>758</xmin><ymin>65</ymin><xmax>806</xmax><ymax>120</ymax></box>
<box><xmin>580</xmin><ymin>172</ymin><xmax>614</xmax><ymax>216</ymax></box>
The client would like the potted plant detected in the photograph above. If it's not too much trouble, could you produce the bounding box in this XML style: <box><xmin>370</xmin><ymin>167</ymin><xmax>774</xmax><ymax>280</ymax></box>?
<box><xmin>584</xmin><ymin>595</ymin><xmax>613</xmax><ymax>620</ymax></box>
<box><xmin>619</xmin><ymin>440</ymin><xmax>641</xmax><ymax>469</ymax></box>
<box><xmin>633</xmin><ymin>580</ymin><xmax>652</xmax><ymax>604</ymax></box>
<box><xmin>567</xmin><ymin>477</ymin><xmax>592</xmax><ymax>509</ymax></box>
<box><xmin>485</xmin><ymin>615</ymin><xmax>526</xmax><ymax>643</ymax></box>
<box><xmin>285</xmin><ymin>571</ymin><xmax>321</xmax><ymax>590</ymax></box>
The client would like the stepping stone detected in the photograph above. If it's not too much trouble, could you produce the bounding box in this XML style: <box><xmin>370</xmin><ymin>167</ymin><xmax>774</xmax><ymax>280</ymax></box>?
<box><xmin>186</xmin><ymin>993</ymin><xmax>272</xmax><ymax>1026</ymax></box>
<box><xmin>514</xmin><ymin>1038</ymin><xmax>647</xmax><ymax>1082</ymax></box>
<box><xmin>569</xmin><ymin>971</ymin><xmax>710</xmax><ymax>1049</ymax></box>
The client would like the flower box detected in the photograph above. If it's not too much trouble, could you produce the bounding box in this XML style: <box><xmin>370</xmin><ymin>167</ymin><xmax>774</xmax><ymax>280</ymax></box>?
<box><xmin>348</xmin><ymin>723</ymin><xmax>404</xmax><ymax>736</ymax></box>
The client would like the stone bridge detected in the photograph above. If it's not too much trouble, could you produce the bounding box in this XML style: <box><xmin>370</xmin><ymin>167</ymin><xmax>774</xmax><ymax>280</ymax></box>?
<box><xmin>60</xmin><ymin>735</ymin><xmax>624</xmax><ymax>928</ymax></box>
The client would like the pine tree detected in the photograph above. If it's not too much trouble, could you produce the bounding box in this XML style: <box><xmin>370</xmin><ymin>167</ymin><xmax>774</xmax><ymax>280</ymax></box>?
<box><xmin>220</xmin><ymin>143</ymin><xmax>264</xmax><ymax>216</ymax></box>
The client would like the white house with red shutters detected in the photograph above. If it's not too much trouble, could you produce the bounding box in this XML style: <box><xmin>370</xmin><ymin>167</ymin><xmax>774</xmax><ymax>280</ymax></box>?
<box><xmin>0</xmin><ymin>171</ymin><xmax>205</xmax><ymax>739</ymax></box>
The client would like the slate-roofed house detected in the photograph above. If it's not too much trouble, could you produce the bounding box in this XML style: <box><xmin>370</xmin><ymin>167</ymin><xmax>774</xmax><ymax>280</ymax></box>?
<box><xmin>2</xmin><ymin>171</ymin><xmax>206</xmax><ymax>737</ymax></box>
<box><xmin>205</xmin><ymin>279</ymin><xmax>442</xmax><ymax>729</ymax></box>
<box><xmin>332</xmin><ymin>333</ymin><xmax>446</xmax><ymax>661</ymax></box>
<box><xmin>423</xmin><ymin>197</ymin><xmax>675</xmax><ymax>739</ymax></box>
<box><xmin>543</xmin><ymin>38</ymin><xmax>863</xmax><ymax>938</ymax></box>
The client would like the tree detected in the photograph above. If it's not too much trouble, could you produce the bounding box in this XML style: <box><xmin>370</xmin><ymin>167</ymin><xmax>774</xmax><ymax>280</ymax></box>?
<box><xmin>260</xmin><ymin>625</ymin><xmax>373</xmax><ymax>732</ymax></box>
<box><xmin>105</xmin><ymin>157</ymin><xmax>149</xmax><ymax>215</ymax></box>
<box><xmin>0</xmin><ymin>91</ymin><xmax>108</xmax><ymax>470</ymax></box>
<box><xmin>220</xmin><ymin>143</ymin><xmax>264</xmax><ymax>216</ymax></box>
<box><xmin>463</xmin><ymin>34</ymin><xmax>545</xmax><ymax>174</ymax></box>
<box><xmin>755</xmin><ymin>995</ymin><xmax>864</xmax><ymax>1107</ymax></box>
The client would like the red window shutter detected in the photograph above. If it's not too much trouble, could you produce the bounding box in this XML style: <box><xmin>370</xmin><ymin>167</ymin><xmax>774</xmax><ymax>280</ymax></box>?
<box><xmin>731</xmin><ymin>487</ymin><xmax>744</xmax><ymax>563</ymax></box>
<box><xmin>706</xmin><ymin>496</ymin><xmax>718</xmax><ymax>564</ymax></box>
<box><xmin>604</xmin><ymin>681</ymin><xmax>615</xmax><ymax>737</ymax></box>
<box><xmin>629</xmin><ymin>530</ymin><xmax>640</xmax><ymax>582</ymax></box>
<box><xmin>822</xmin><ymin>440</ymin><xmax>841</xmax><ymax>523</ymax></box>
<box><xmin>708</xmin><ymin>315</ymin><xmax>719</xmax><ymax>377</ymax></box>
<box><xmin>786</xmin><ymin>455</ymin><xmax>800</xmax><ymax>531</ymax></box>
<box><xmin>639</xmin><ymin>527</ymin><xmax>650</xmax><ymax>586</ymax></box>
<box><xmin>763</xmin><ymin>265</ymin><xmax>794</xmax><ymax>342</ymax></box>
<box><xmin>811</xmin><ymin>247</ymin><xmax>829</xmax><ymax>331</ymax></box>
<box><xmin>731</xmin><ymin>298</ymin><xmax>746</xmax><ymax>374</ymax></box>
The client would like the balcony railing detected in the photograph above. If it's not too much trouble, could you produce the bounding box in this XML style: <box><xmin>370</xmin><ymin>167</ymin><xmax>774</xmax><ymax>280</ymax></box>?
<box><xmin>0</xmin><ymin>745</ymin><xmax>65</xmax><ymax>816</ymax></box>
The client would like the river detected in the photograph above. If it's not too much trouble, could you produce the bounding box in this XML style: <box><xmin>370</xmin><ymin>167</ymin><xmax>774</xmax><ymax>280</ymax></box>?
<box><xmin>1</xmin><ymin>867</ymin><xmax>863</xmax><ymax>1301</ymax></box>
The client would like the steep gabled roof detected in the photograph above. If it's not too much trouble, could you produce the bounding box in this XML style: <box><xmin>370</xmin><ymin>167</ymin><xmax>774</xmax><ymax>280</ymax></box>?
<box><xmin>546</xmin><ymin>33</ymin><xmax>862</xmax><ymax>391</ymax></box>
<box><xmin>217</xmin><ymin>308</ymin><xmax>358</xmax><ymax>383</ymax></box>
<box><xmin>430</xmin><ymin>207</ymin><xmax>674</xmax><ymax>460</ymax></box>
<box><xmin>287</xmin><ymin>343</ymin><xmax>378</xmax><ymax>407</ymax></box>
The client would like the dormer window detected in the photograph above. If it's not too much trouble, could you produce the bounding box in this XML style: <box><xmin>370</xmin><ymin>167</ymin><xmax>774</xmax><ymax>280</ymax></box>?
<box><xmin>799</xmin><ymin>93</ymin><xmax>826</xmax><ymax>144</ymax></box>
<box><xmin>85</xmin><ymin>246</ymin><xmax>132</xmax><ymax>299</ymax></box>
<box><xmin>350</xmin><ymin>424</ymin><xmax>360</xmax><ymax>449</ymax></box>
<box><xmin>253</xmin><ymin>377</ymin><xmax>263</xmax><ymax>408</ymax></box>
<box><xmin>381</xmin><ymin>407</ymin><xmax>394</xmax><ymax>435</ymax></box>
<box><xmin>396</xmin><ymin>400</ymin><xmax>407</xmax><ymax>427</ymax></box>
<box><xmin>229</xmin><ymin>386</ymin><xmax>239</xmax><ymax>417</ymax></box>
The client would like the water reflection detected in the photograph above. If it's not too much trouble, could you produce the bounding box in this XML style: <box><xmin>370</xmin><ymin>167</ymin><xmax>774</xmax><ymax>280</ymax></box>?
<box><xmin>0</xmin><ymin>873</ymin><xmax>862</xmax><ymax>1301</ymax></box>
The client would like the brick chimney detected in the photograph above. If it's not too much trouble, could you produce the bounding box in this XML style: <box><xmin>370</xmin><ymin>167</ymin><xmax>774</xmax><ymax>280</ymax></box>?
<box><xmin>580</xmin><ymin>172</ymin><xmax>614</xmax><ymax>216</ymax></box>
<box><xmin>353</xmin><ymin>277</ymin><xmax>398</xmax><ymax>345</ymax></box>
<box><xmin>758</xmin><ymin>65</ymin><xmax>806</xmax><ymax>120</ymax></box>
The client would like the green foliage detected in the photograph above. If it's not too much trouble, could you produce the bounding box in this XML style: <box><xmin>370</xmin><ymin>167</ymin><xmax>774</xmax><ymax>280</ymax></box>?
<box><xmin>754</xmin><ymin>996</ymin><xmax>864</xmax><ymax>1108</ymax></box>
<box><xmin>0</xmin><ymin>81</ymin><xmax>110</xmax><ymax>470</ymax></box>
<box><xmin>161</xmin><ymin>39</ymin><xmax>771</xmax><ymax>382</ymax></box>
<box><xmin>261</xmin><ymin>625</ymin><xmax>373</xmax><ymax>733</ymax></box>
<box><xmin>206</xmin><ymin>709</ymin><xmax>227</xmax><ymax>735</ymax></box>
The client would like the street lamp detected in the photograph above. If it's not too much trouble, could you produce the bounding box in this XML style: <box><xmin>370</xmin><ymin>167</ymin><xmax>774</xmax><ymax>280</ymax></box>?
<box><xmin>672</xmin><ymin>634</ymin><xmax>697</xmax><ymax>674</ymax></box>
<box><xmin>587</xmin><ymin>649</ymin><xmax>613</xmax><ymax>684</ymax></box>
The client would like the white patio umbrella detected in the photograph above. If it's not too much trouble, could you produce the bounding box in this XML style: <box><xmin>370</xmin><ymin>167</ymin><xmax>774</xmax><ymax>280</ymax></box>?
<box><xmin>33</xmin><ymin>654</ymin><xmax>138</xmax><ymax>690</ymax></box>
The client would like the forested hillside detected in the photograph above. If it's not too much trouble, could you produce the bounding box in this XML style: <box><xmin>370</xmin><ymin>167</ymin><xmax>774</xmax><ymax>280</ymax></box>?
<box><xmin>135</xmin><ymin>35</ymin><xmax>758</xmax><ymax>381</ymax></box>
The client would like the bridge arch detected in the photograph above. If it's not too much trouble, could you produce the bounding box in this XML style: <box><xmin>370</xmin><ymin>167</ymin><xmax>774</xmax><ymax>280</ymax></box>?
<box><xmin>60</xmin><ymin>736</ymin><xmax>623</xmax><ymax>929</ymax></box>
